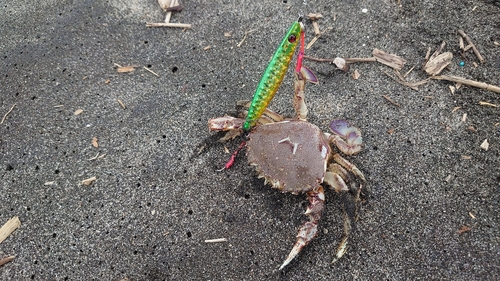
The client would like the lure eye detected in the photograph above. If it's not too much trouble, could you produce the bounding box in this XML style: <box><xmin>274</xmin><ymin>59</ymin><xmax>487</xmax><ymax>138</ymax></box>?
<box><xmin>288</xmin><ymin>34</ymin><xmax>297</xmax><ymax>43</ymax></box>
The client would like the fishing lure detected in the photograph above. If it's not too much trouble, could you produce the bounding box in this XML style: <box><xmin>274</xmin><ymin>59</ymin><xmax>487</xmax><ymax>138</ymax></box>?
<box><xmin>243</xmin><ymin>17</ymin><xmax>305</xmax><ymax>131</ymax></box>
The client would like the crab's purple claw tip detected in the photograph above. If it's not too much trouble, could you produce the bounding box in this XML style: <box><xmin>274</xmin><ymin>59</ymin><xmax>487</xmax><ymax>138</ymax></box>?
<box><xmin>329</xmin><ymin>120</ymin><xmax>362</xmax><ymax>155</ymax></box>
<box><xmin>329</xmin><ymin>120</ymin><xmax>351</xmax><ymax>137</ymax></box>
<box><xmin>299</xmin><ymin>66</ymin><xmax>318</xmax><ymax>84</ymax></box>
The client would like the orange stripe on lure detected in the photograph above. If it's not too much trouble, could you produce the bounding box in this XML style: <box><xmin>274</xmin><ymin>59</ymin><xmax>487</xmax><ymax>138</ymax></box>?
<box><xmin>243</xmin><ymin>17</ymin><xmax>305</xmax><ymax>131</ymax></box>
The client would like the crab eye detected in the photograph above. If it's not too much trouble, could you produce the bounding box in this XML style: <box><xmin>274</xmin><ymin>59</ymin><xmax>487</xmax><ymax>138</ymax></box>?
<box><xmin>288</xmin><ymin>34</ymin><xmax>297</xmax><ymax>43</ymax></box>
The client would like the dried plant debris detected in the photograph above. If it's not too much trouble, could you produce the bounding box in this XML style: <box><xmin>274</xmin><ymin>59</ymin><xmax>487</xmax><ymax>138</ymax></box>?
<box><xmin>422</xmin><ymin>41</ymin><xmax>453</xmax><ymax>76</ymax></box>
<box><xmin>480</xmin><ymin>139</ymin><xmax>489</xmax><ymax>151</ymax></box>
<box><xmin>117</xmin><ymin>66</ymin><xmax>137</xmax><ymax>73</ymax></box>
<box><xmin>81</xmin><ymin>176</ymin><xmax>97</xmax><ymax>186</ymax></box>
<box><xmin>0</xmin><ymin>256</ymin><xmax>15</xmax><ymax>267</ymax></box>
<box><xmin>0</xmin><ymin>217</ymin><xmax>21</xmax><ymax>244</ymax></box>
<box><xmin>352</xmin><ymin>69</ymin><xmax>360</xmax><ymax>80</ymax></box>
<box><xmin>307</xmin><ymin>13</ymin><xmax>323</xmax><ymax>21</ymax></box>
<box><xmin>0</xmin><ymin>103</ymin><xmax>16</xmax><ymax>125</ymax></box>
<box><xmin>458</xmin><ymin>225</ymin><xmax>471</xmax><ymax>234</ymax></box>
<box><xmin>74</xmin><ymin>109</ymin><xmax>84</xmax><ymax>116</ymax></box>
<box><xmin>431</xmin><ymin>75</ymin><xmax>500</xmax><ymax>94</ymax></box>
<box><xmin>92</xmin><ymin>137</ymin><xmax>99</xmax><ymax>148</ymax></box>
<box><xmin>424</xmin><ymin>52</ymin><xmax>453</xmax><ymax>76</ymax></box>
<box><xmin>373</xmin><ymin>48</ymin><xmax>407</xmax><ymax>70</ymax></box>
<box><xmin>458</xmin><ymin>30</ymin><xmax>485</xmax><ymax>63</ymax></box>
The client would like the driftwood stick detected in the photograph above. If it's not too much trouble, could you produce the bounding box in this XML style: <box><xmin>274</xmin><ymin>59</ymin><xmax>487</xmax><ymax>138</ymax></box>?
<box><xmin>458</xmin><ymin>30</ymin><xmax>485</xmax><ymax>63</ymax></box>
<box><xmin>431</xmin><ymin>75</ymin><xmax>500</xmax><ymax>94</ymax></box>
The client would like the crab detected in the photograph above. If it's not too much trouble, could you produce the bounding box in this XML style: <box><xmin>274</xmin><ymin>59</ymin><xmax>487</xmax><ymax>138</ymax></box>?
<box><xmin>208</xmin><ymin>71</ymin><xmax>366</xmax><ymax>270</ymax></box>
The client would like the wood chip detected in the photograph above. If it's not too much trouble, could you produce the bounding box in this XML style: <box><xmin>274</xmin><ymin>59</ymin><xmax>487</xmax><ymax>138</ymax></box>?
<box><xmin>452</xmin><ymin>106</ymin><xmax>461</xmax><ymax>113</ymax></box>
<box><xmin>312</xmin><ymin>21</ymin><xmax>320</xmax><ymax>36</ymax></box>
<box><xmin>307</xmin><ymin>13</ymin><xmax>323</xmax><ymax>20</ymax></box>
<box><xmin>0</xmin><ymin>217</ymin><xmax>21</xmax><ymax>244</ymax></box>
<box><xmin>74</xmin><ymin>109</ymin><xmax>83</xmax><ymax>115</ymax></box>
<box><xmin>387</xmin><ymin>128</ymin><xmax>395</xmax><ymax>134</ymax></box>
<box><xmin>81</xmin><ymin>176</ymin><xmax>97</xmax><ymax>186</ymax></box>
<box><xmin>480</xmin><ymin>139</ymin><xmax>489</xmax><ymax>151</ymax></box>
<box><xmin>469</xmin><ymin>212</ymin><xmax>476</xmax><ymax>219</ymax></box>
<box><xmin>44</xmin><ymin>181</ymin><xmax>55</xmax><ymax>185</ymax></box>
<box><xmin>449</xmin><ymin>85</ymin><xmax>456</xmax><ymax>94</ymax></box>
<box><xmin>458</xmin><ymin>225</ymin><xmax>471</xmax><ymax>234</ymax></box>
<box><xmin>117</xmin><ymin>66</ymin><xmax>136</xmax><ymax>73</ymax></box>
<box><xmin>461</xmin><ymin>155</ymin><xmax>472</xmax><ymax>160</ymax></box>
<box><xmin>424</xmin><ymin>52</ymin><xmax>453</xmax><ymax>76</ymax></box>
<box><xmin>479</xmin><ymin>101</ymin><xmax>497</xmax><ymax>107</ymax></box>
<box><xmin>204</xmin><ymin>238</ymin><xmax>228</xmax><ymax>243</ymax></box>
<box><xmin>117</xmin><ymin>99</ymin><xmax>126</xmax><ymax>109</ymax></box>
<box><xmin>224</xmin><ymin>32</ymin><xmax>231</xmax><ymax>37</ymax></box>
<box><xmin>373</xmin><ymin>48</ymin><xmax>407</xmax><ymax>70</ymax></box>
<box><xmin>0</xmin><ymin>256</ymin><xmax>15</xmax><ymax>267</ymax></box>
<box><xmin>444</xmin><ymin>175</ymin><xmax>452</xmax><ymax>182</ymax></box>
<box><xmin>352</xmin><ymin>69</ymin><xmax>360</xmax><ymax>80</ymax></box>
<box><xmin>203</xmin><ymin>45</ymin><xmax>211</xmax><ymax>51</ymax></box>
<box><xmin>92</xmin><ymin>137</ymin><xmax>98</xmax><ymax>148</ymax></box>
<box><xmin>494</xmin><ymin>41</ymin><xmax>500</xmax><ymax>46</ymax></box>
<box><xmin>462</xmin><ymin>113</ymin><xmax>467</xmax><ymax>122</ymax></box>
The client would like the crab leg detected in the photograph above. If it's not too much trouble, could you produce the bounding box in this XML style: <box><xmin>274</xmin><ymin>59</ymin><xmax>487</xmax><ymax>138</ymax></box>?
<box><xmin>280</xmin><ymin>186</ymin><xmax>325</xmax><ymax>270</ymax></box>
<box><xmin>323</xmin><ymin>164</ymin><xmax>360</xmax><ymax>264</ymax></box>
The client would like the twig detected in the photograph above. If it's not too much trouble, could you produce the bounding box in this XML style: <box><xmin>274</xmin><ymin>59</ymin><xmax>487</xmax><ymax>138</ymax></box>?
<box><xmin>383</xmin><ymin>71</ymin><xmax>428</xmax><ymax>90</ymax></box>
<box><xmin>458</xmin><ymin>30</ymin><xmax>485</xmax><ymax>63</ymax></box>
<box><xmin>478</xmin><ymin>101</ymin><xmax>497</xmax><ymax>107</ymax></box>
<box><xmin>0</xmin><ymin>217</ymin><xmax>21</xmax><ymax>244</ymax></box>
<box><xmin>382</xmin><ymin>95</ymin><xmax>401</xmax><ymax>107</ymax></box>
<box><xmin>146</xmin><ymin>22</ymin><xmax>192</xmax><ymax>28</ymax></box>
<box><xmin>143</xmin><ymin>66</ymin><xmax>159</xmax><ymax>77</ymax></box>
<box><xmin>0</xmin><ymin>256</ymin><xmax>15</xmax><ymax>267</ymax></box>
<box><xmin>204</xmin><ymin>238</ymin><xmax>228</xmax><ymax>243</ymax></box>
<box><xmin>117</xmin><ymin>99</ymin><xmax>126</xmax><ymax>109</ymax></box>
<box><xmin>403</xmin><ymin>65</ymin><xmax>417</xmax><ymax>78</ymax></box>
<box><xmin>0</xmin><ymin>103</ymin><xmax>16</xmax><ymax>125</ymax></box>
<box><xmin>164</xmin><ymin>0</ymin><xmax>177</xmax><ymax>23</ymax></box>
<box><xmin>303</xmin><ymin>56</ymin><xmax>376</xmax><ymax>63</ymax></box>
<box><xmin>237</xmin><ymin>29</ymin><xmax>257</xmax><ymax>47</ymax></box>
<box><xmin>431</xmin><ymin>75</ymin><xmax>500</xmax><ymax>94</ymax></box>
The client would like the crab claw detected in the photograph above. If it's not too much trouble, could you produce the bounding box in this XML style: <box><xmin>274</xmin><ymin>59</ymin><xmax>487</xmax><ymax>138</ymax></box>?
<box><xmin>297</xmin><ymin>65</ymin><xmax>318</xmax><ymax>84</ymax></box>
<box><xmin>208</xmin><ymin>116</ymin><xmax>244</xmax><ymax>131</ymax></box>
<box><xmin>329</xmin><ymin>120</ymin><xmax>362</xmax><ymax>155</ymax></box>
<box><xmin>280</xmin><ymin>186</ymin><xmax>325</xmax><ymax>270</ymax></box>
